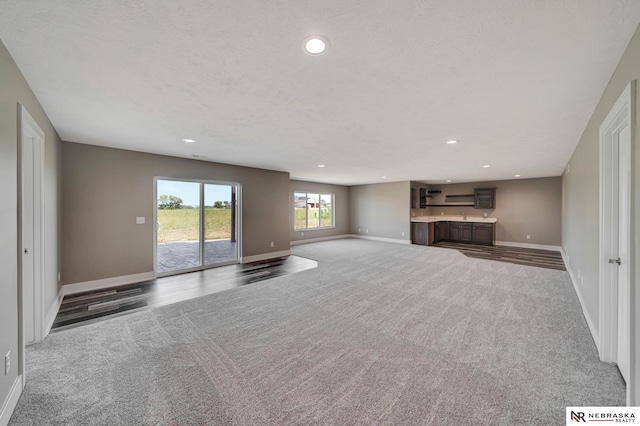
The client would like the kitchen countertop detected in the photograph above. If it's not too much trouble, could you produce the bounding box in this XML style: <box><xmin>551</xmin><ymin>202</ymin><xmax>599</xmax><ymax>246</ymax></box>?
<box><xmin>410</xmin><ymin>215</ymin><xmax>497</xmax><ymax>223</ymax></box>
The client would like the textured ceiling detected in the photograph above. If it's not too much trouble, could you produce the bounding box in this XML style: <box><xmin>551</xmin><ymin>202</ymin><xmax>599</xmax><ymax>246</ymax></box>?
<box><xmin>1</xmin><ymin>1</ymin><xmax>640</xmax><ymax>185</ymax></box>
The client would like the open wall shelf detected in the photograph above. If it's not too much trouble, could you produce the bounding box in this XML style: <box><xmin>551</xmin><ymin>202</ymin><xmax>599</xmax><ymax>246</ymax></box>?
<box><xmin>445</xmin><ymin>194</ymin><xmax>474</xmax><ymax>198</ymax></box>
<box><xmin>427</xmin><ymin>204</ymin><xmax>475</xmax><ymax>207</ymax></box>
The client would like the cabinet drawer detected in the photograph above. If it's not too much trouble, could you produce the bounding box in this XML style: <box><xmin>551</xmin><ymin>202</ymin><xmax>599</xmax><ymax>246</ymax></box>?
<box><xmin>473</xmin><ymin>223</ymin><xmax>493</xmax><ymax>229</ymax></box>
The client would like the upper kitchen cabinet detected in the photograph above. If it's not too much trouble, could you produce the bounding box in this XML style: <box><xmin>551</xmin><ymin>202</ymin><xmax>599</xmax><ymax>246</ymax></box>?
<box><xmin>474</xmin><ymin>188</ymin><xmax>496</xmax><ymax>209</ymax></box>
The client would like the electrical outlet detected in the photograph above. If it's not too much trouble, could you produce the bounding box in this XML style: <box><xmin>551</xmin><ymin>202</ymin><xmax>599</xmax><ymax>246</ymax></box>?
<box><xmin>412</xmin><ymin>212</ymin><xmax>415</xmax><ymax>217</ymax></box>
<box><xmin>483</xmin><ymin>212</ymin><xmax>488</xmax><ymax>218</ymax></box>
<box><xmin>366</xmin><ymin>229</ymin><xmax>369</xmax><ymax>233</ymax></box>
<box><xmin>136</xmin><ymin>216</ymin><xmax>145</xmax><ymax>224</ymax></box>
<box><xmin>270</xmin><ymin>242</ymin><xmax>274</xmax><ymax>247</ymax></box>
<box><xmin>526</xmin><ymin>235</ymin><xmax>531</xmax><ymax>240</ymax></box>
<box><xmin>358</xmin><ymin>228</ymin><xmax>361</xmax><ymax>232</ymax></box>
<box><xmin>401</xmin><ymin>232</ymin><xmax>405</xmax><ymax>236</ymax></box>
<box><xmin>441</xmin><ymin>212</ymin><xmax>444</xmax><ymax>215</ymax></box>
<box><xmin>5</xmin><ymin>352</ymin><xmax>10</xmax><ymax>375</ymax></box>
<box><xmin>301</xmin><ymin>232</ymin><xmax>304</xmax><ymax>236</ymax></box>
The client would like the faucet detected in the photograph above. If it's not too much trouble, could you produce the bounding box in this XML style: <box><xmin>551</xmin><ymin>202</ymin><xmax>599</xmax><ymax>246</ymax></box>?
<box><xmin>462</xmin><ymin>211</ymin><xmax>467</xmax><ymax>220</ymax></box>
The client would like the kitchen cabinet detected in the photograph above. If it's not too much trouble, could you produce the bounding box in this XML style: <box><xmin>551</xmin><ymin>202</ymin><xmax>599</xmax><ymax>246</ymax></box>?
<box><xmin>419</xmin><ymin>188</ymin><xmax>427</xmax><ymax>208</ymax></box>
<box><xmin>449</xmin><ymin>222</ymin><xmax>472</xmax><ymax>242</ymax></box>
<box><xmin>411</xmin><ymin>222</ymin><xmax>428</xmax><ymax>245</ymax></box>
<box><xmin>432</xmin><ymin>221</ymin><xmax>495</xmax><ymax>245</ymax></box>
<box><xmin>472</xmin><ymin>223</ymin><xmax>494</xmax><ymax>245</ymax></box>
<box><xmin>474</xmin><ymin>188</ymin><xmax>496</xmax><ymax>209</ymax></box>
<box><xmin>434</xmin><ymin>221</ymin><xmax>449</xmax><ymax>241</ymax></box>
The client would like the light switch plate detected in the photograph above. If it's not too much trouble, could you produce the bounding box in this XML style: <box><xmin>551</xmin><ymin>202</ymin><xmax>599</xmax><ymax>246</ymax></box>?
<box><xmin>136</xmin><ymin>217</ymin><xmax>145</xmax><ymax>224</ymax></box>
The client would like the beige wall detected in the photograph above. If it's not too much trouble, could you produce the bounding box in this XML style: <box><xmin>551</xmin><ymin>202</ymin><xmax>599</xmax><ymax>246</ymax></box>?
<box><xmin>349</xmin><ymin>181</ymin><xmax>411</xmax><ymax>241</ymax></box>
<box><xmin>290</xmin><ymin>180</ymin><xmax>350</xmax><ymax>242</ymax></box>
<box><xmin>0</xmin><ymin>39</ymin><xmax>61</xmax><ymax>411</ymax></box>
<box><xmin>562</xmin><ymin>21</ymin><xmax>640</xmax><ymax>398</ymax></box>
<box><xmin>61</xmin><ymin>142</ymin><xmax>290</xmax><ymax>285</ymax></box>
<box><xmin>425</xmin><ymin>177</ymin><xmax>562</xmax><ymax>246</ymax></box>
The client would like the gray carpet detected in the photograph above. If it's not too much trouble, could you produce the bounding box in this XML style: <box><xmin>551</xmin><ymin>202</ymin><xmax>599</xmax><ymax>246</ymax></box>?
<box><xmin>10</xmin><ymin>239</ymin><xmax>624</xmax><ymax>425</ymax></box>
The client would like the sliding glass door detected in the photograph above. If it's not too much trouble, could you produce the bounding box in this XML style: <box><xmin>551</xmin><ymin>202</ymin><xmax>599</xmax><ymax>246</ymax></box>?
<box><xmin>156</xmin><ymin>179</ymin><xmax>239</xmax><ymax>275</ymax></box>
<box><xmin>204</xmin><ymin>184</ymin><xmax>237</xmax><ymax>265</ymax></box>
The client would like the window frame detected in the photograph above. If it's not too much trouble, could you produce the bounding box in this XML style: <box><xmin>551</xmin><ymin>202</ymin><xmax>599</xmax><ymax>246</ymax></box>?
<box><xmin>293</xmin><ymin>191</ymin><xmax>335</xmax><ymax>231</ymax></box>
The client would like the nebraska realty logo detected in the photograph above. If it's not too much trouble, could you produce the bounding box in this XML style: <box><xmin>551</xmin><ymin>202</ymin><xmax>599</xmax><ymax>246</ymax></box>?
<box><xmin>566</xmin><ymin>407</ymin><xmax>639</xmax><ymax>424</ymax></box>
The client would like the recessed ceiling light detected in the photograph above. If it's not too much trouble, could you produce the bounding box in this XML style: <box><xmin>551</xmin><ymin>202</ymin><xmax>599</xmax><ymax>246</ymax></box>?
<box><xmin>446</xmin><ymin>179</ymin><xmax>452</xmax><ymax>182</ymax></box>
<box><xmin>303</xmin><ymin>35</ymin><xmax>328</xmax><ymax>55</ymax></box>
<box><xmin>183</xmin><ymin>139</ymin><xmax>196</xmax><ymax>143</ymax></box>
<box><xmin>515</xmin><ymin>174</ymin><xmax>521</xmax><ymax>177</ymax></box>
<box><xmin>381</xmin><ymin>176</ymin><xmax>387</xmax><ymax>179</ymax></box>
<box><xmin>483</xmin><ymin>164</ymin><xmax>490</xmax><ymax>168</ymax></box>
<box><xmin>446</xmin><ymin>140</ymin><xmax>457</xmax><ymax>144</ymax></box>
<box><xmin>318</xmin><ymin>164</ymin><xmax>326</xmax><ymax>168</ymax></box>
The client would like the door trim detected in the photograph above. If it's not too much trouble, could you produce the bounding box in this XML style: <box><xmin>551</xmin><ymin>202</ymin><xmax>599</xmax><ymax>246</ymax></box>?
<box><xmin>599</xmin><ymin>81</ymin><xmax>634</xmax><ymax>405</ymax></box>
<box><xmin>17</xmin><ymin>104</ymin><xmax>46</xmax><ymax>389</ymax></box>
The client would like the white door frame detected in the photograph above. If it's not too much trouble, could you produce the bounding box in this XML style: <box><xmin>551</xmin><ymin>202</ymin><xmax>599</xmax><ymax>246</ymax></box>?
<box><xmin>599</xmin><ymin>81</ymin><xmax>634</xmax><ymax>405</ymax></box>
<box><xmin>18</xmin><ymin>104</ymin><xmax>46</xmax><ymax>385</ymax></box>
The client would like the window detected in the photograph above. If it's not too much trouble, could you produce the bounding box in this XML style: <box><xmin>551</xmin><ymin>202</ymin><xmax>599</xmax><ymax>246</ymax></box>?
<box><xmin>294</xmin><ymin>192</ymin><xmax>334</xmax><ymax>230</ymax></box>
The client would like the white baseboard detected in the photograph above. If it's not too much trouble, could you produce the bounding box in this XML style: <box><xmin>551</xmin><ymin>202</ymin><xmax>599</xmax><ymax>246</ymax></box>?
<box><xmin>561</xmin><ymin>248</ymin><xmax>600</xmax><ymax>352</ymax></box>
<box><xmin>0</xmin><ymin>376</ymin><xmax>23</xmax><ymax>426</ymax></box>
<box><xmin>291</xmin><ymin>235</ymin><xmax>350</xmax><ymax>246</ymax></box>
<box><xmin>63</xmin><ymin>271</ymin><xmax>156</xmax><ymax>296</ymax></box>
<box><xmin>44</xmin><ymin>288</ymin><xmax>64</xmax><ymax>337</ymax></box>
<box><xmin>347</xmin><ymin>234</ymin><xmax>411</xmax><ymax>245</ymax></box>
<box><xmin>241</xmin><ymin>250</ymin><xmax>292</xmax><ymax>264</ymax></box>
<box><xmin>495</xmin><ymin>241</ymin><xmax>561</xmax><ymax>252</ymax></box>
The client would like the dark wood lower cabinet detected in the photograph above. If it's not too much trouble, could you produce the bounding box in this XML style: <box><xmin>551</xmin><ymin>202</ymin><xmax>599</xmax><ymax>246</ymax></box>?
<box><xmin>433</xmin><ymin>221</ymin><xmax>494</xmax><ymax>246</ymax></box>
<box><xmin>472</xmin><ymin>223</ymin><xmax>494</xmax><ymax>245</ymax></box>
<box><xmin>433</xmin><ymin>221</ymin><xmax>449</xmax><ymax>242</ymax></box>
<box><xmin>412</xmin><ymin>221</ymin><xmax>495</xmax><ymax>246</ymax></box>
<box><xmin>449</xmin><ymin>222</ymin><xmax>472</xmax><ymax>242</ymax></box>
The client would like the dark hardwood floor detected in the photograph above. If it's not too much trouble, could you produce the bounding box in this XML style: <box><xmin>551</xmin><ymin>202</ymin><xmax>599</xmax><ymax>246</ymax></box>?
<box><xmin>433</xmin><ymin>242</ymin><xmax>566</xmax><ymax>270</ymax></box>
<box><xmin>53</xmin><ymin>242</ymin><xmax>565</xmax><ymax>331</ymax></box>
<box><xmin>53</xmin><ymin>255</ymin><xmax>318</xmax><ymax>331</ymax></box>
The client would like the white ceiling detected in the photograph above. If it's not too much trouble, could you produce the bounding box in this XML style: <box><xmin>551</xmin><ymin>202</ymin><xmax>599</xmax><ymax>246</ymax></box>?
<box><xmin>2</xmin><ymin>1</ymin><xmax>640</xmax><ymax>185</ymax></box>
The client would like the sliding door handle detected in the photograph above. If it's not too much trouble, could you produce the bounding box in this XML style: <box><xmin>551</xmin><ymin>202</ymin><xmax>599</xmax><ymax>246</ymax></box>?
<box><xmin>609</xmin><ymin>258</ymin><xmax>621</xmax><ymax>265</ymax></box>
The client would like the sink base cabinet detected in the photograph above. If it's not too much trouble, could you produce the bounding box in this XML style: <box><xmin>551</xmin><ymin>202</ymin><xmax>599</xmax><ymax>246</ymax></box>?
<box><xmin>449</xmin><ymin>222</ymin><xmax>472</xmax><ymax>243</ymax></box>
<box><xmin>433</xmin><ymin>221</ymin><xmax>494</xmax><ymax>246</ymax></box>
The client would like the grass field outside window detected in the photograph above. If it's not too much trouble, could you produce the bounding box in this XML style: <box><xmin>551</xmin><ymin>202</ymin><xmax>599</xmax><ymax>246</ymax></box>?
<box><xmin>294</xmin><ymin>192</ymin><xmax>334</xmax><ymax>230</ymax></box>
<box><xmin>158</xmin><ymin>208</ymin><xmax>232</xmax><ymax>242</ymax></box>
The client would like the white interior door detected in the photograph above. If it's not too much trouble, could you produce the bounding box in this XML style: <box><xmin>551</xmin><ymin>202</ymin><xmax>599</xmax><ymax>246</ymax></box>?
<box><xmin>20</xmin><ymin>105</ymin><xmax>44</xmax><ymax>346</ymax></box>
<box><xmin>616</xmin><ymin>124</ymin><xmax>631</xmax><ymax>383</ymax></box>
<box><xmin>599</xmin><ymin>82</ymin><xmax>633</xmax><ymax>405</ymax></box>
